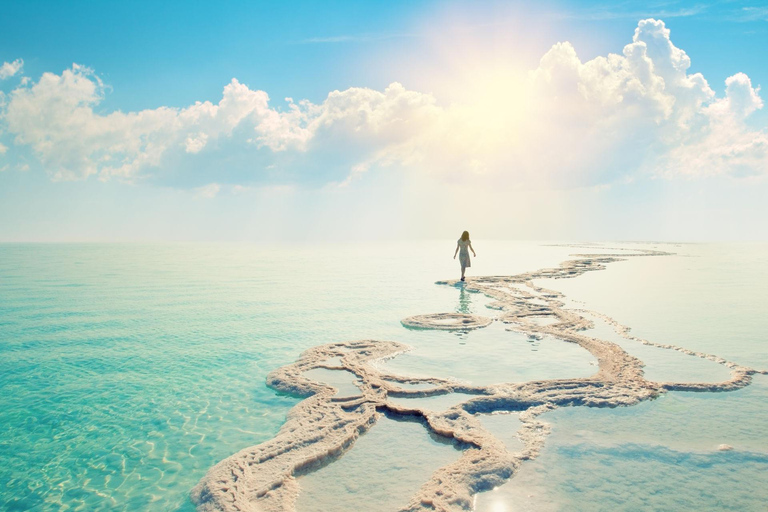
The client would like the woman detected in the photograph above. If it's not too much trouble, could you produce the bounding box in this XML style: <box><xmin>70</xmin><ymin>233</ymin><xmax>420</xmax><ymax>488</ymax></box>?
<box><xmin>453</xmin><ymin>231</ymin><xmax>476</xmax><ymax>281</ymax></box>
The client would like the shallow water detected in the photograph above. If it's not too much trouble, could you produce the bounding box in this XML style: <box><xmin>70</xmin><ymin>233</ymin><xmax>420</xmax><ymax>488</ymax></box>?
<box><xmin>476</xmin><ymin>441</ymin><xmax>768</xmax><ymax>512</ymax></box>
<box><xmin>378</xmin><ymin>322</ymin><xmax>596</xmax><ymax>386</ymax></box>
<box><xmin>578</xmin><ymin>311</ymin><xmax>733</xmax><ymax>384</ymax></box>
<box><xmin>1</xmin><ymin>242</ymin><xmax>766</xmax><ymax>511</ymax></box>
<box><xmin>295</xmin><ymin>415</ymin><xmax>462</xmax><ymax>512</ymax></box>
<box><xmin>475</xmin><ymin>243</ymin><xmax>768</xmax><ymax>512</ymax></box>
<box><xmin>388</xmin><ymin>392</ymin><xmax>484</xmax><ymax>412</ymax></box>
<box><xmin>538</xmin><ymin>243</ymin><xmax>768</xmax><ymax>369</ymax></box>
<box><xmin>477</xmin><ymin>413</ymin><xmax>524</xmax><ymax>453</ymax></box>
<box><xmin>301</xmin><ymin>368</ymin><xmax>362</xmax><ymax>398</ymax></box>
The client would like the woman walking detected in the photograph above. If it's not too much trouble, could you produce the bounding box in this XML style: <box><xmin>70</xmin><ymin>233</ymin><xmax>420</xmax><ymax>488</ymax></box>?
<box><xmin>453</xmin><ymin>231</ymin><xmax>476</xmax><ymax>281</ymax></box>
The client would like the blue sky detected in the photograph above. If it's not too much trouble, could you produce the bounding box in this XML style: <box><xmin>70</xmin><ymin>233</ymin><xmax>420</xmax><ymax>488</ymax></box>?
<box><xmin>1</xmin><ymin>0</ymin><xmax>767</xmax><ymax>241</ymax></box>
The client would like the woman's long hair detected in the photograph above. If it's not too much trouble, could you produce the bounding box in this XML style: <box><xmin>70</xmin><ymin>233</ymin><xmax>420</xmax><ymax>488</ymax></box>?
<box><xmin>460</xmin><ymin>231</ymin><xmax>470</xmax><ymax>241</ymax></box>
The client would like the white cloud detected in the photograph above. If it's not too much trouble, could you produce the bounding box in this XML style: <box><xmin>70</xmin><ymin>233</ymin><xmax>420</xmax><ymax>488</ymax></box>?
<box><xmin>0</xmin><ymin>20</ymin><xmax>765</xmax><ymax>187</ymax></box>
<box><xmin>733</xmin><ymin>7</ymin><xmax>768</xmax><ymax>22</ymax></box>
<box><xmin>717</xmin><ymin>72</ymin><xmax>763</xmax><ymax>118</ymax></box>
<box><xmin>184</xmin><ymin>133</ymin><xmax>209</xmax><ymax>154</ymax></box>
<box><xmin>560</xmin><ymin>5</ymin><xmax>706</xmax><ymax>21</ymax></box>
<box><xmin>663</xmin><ymin>72</ymin><xmax>768</xmax><ymax>178</ymax></box>
<box><xmin>0</xmin><ymin>66</ymin><xmax>436</xmax><ymax>183</ymax></box>
<box><xmin>194</xmin><ymin>183</ymin><xmax>221</xmax><ymax>198</ymax></box>
<box><xmin>1</xmin><ymin>66</ymin><xmax>313</xmax><ymax>180</ymax></box>
<box><xmin>0</xmin><ymin>142</ymin><xmax>7</xmax><ymax>154</ymax></box>
<box><xmin>0</xmin><ymin>59</ymin><xmax>23</xmax><ymax>80</ymax></box>
<box><xmin>510</xmin><ymin>18</ymin><xmax>766</xmax><ymax>183</ymax></box>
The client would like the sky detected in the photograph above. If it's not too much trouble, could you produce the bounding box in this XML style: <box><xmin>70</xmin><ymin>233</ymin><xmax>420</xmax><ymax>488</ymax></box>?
<box><xmin>1</xmin><ymin>0</ymin><xmax>767</xmax><ymax>242</ymax></box>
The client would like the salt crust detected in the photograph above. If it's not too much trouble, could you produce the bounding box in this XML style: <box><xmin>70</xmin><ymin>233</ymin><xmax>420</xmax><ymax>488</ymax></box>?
<box><xmin>401</xmin><ymin>313</ymin><xmax>493</xmax><ymax>331</ymax></box>
<box><xmin>192</xmin><ymin>247</ymin><xmax>767</xmax><ymax>512</ymax></box>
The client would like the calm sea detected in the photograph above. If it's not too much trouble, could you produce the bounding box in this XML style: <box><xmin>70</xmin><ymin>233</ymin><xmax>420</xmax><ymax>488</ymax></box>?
<box><xmin>1</xmin><ymin>242</ymin><xmax>766</xmax><ymax>511</ymax></box>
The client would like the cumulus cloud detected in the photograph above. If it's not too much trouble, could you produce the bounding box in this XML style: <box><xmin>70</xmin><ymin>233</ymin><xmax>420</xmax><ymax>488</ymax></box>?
<box><xmin>664</xmin><ymin>72</ymin><xmax>768</xmax><ymax>178</ymax></box>
<box><xmin>0</xmin><ymin>59</ymin><xmax>23</xmax><ymax>79</ymax></box>
<box><xmin>718</xmin><ymin>72</ymin><xmax>763</xmax><ymax>118</ymax></box>
<box><xmin>518</xmin><ymin>18</ymin><xmax>768</xmax><ymax>183</ymax></box>
<box><xmin>1</xmin><ymin>66</ymin><xmax>316</xmax><ymax>181</ymax></box>
<box><xmin>0</xmin><ymin>19</ymin><xmax>766</xmax><ymax>187</ymax></box>
<box><xmin>0</xmin><ymin>66</ymin><xmax>438</xmax><ymax>184</ymax></box>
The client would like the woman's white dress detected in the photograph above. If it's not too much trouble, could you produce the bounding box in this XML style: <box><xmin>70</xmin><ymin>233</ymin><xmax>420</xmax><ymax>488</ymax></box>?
<box><xmin>457</xmin><ymin>239</ymin><xmax>471</xmax><ymax>268</ymax></box>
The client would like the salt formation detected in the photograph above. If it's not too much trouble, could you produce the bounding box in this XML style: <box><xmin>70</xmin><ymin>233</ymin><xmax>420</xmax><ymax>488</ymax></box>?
<box><xmin>401</xmin><ymin>313</ymin><xmax>493</xmax><ymax>330</ymax></box>
<box><xmin>192</xmin><ymin>247</ymin><xmax>765</xmax><ymax>512</ymax></box>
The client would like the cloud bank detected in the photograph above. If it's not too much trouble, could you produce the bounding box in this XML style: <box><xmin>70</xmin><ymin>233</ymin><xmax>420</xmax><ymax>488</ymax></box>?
<box><xmin>0</xmin><ymin>19</ymin><xmax>765</xmax><ymax>188</ymax></box>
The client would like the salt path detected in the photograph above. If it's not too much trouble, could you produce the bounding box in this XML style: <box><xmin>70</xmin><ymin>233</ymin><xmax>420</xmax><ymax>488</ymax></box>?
<box><xmin>191</xmin><ymin>247</ymin><xmax>768</xmax><ymax>512</ymax></box>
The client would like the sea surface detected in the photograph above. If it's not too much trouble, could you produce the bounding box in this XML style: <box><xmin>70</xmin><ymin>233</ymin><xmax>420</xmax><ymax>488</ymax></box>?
<box><xmin>0</xmin><ymin>242</ymin><xmax>766</xmax><ymax>511</ymax></box>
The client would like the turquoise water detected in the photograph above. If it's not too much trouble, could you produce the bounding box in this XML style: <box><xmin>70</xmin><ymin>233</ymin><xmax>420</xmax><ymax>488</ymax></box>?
<box><xmin>0</xmin><ymin>242</ymin><xmax>577</xmax><ymax>511</ymax></box>
<box><xmin>1</xmin><ymin>242</ymin><xmax>766</xmax><ymax>511</ymax></box>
